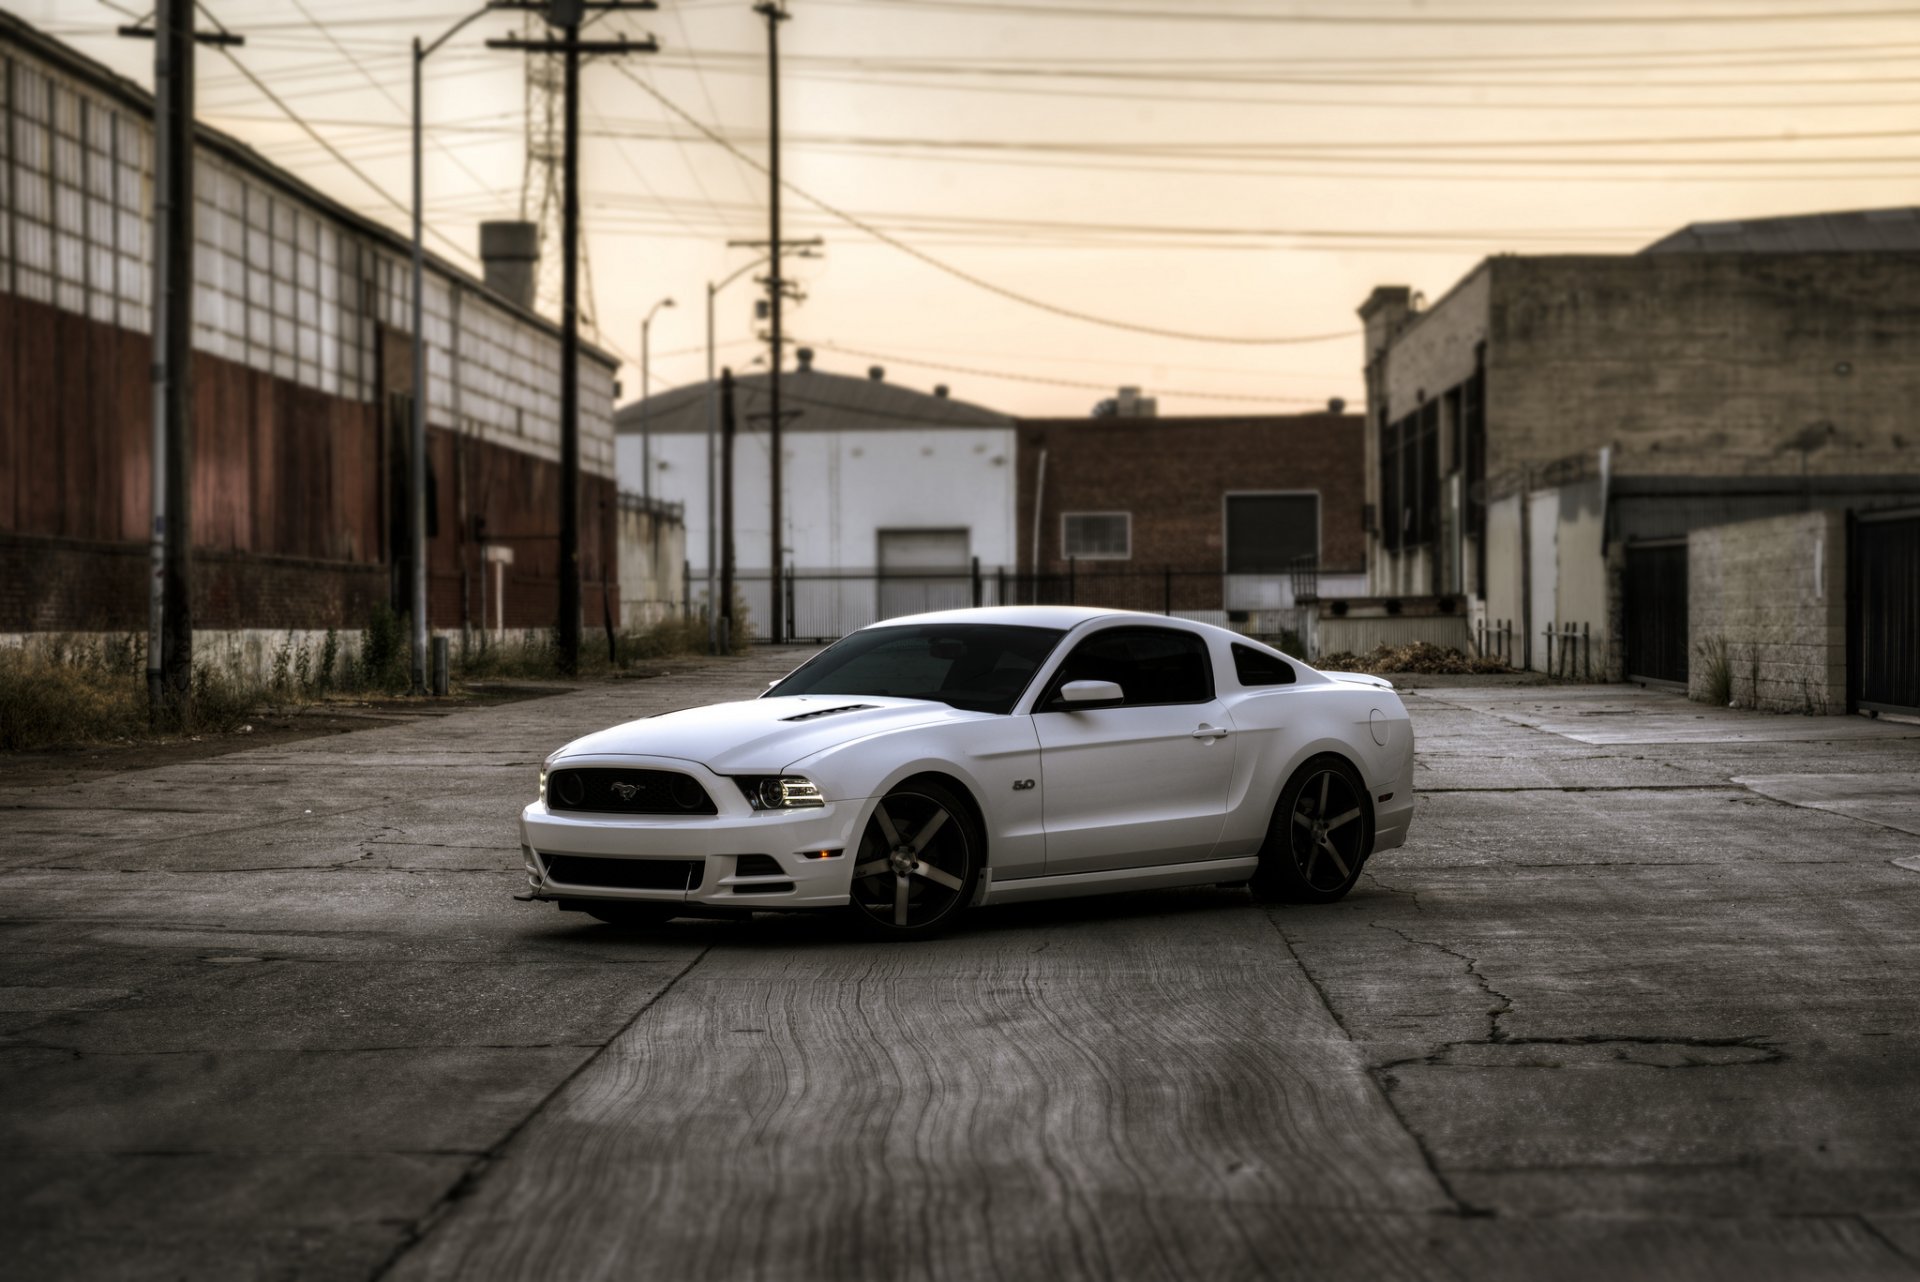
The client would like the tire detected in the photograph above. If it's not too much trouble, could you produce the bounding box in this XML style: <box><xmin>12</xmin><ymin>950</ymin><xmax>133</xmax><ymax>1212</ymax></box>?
<box><xmin>846</xmin><ymin>779</ymin><xmax>982</xmax><ymax>938</ymax></box>
<box><xmin>579</xmin><ymin>902</ymin><xmax>680</xmax><ymax>929</ymax></box>
<box><xmin>1252</xmin><ymin>755</ymin><xmax>1374</xmax><ymax>904</ymax></box>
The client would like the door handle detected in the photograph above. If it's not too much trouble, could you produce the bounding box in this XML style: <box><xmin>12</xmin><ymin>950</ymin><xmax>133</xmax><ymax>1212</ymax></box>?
<box><xmin>1192</xmin><ymin>724</ymin><xmax>1230</xmax><ymax>740</ymax></box>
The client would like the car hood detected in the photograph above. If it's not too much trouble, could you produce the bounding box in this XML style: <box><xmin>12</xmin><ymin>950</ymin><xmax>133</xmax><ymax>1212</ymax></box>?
<box><xmin>549</xmin><ymin>695</ymin><xmax>983</xmax><ymax>774</ymax></box>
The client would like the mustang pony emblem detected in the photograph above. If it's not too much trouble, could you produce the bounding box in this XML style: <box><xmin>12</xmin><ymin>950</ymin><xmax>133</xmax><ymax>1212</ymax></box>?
<box><xmin>610</xmin><ymin>781</ymin><xmax>642</xmax><ymax>801</ymax></box>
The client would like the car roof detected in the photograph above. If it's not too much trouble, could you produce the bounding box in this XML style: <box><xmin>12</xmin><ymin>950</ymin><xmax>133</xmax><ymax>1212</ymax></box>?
<box><xmin>861</xmin><ymin>605</ymin><xmax>1153</xmax><ymax>631</ymax></box>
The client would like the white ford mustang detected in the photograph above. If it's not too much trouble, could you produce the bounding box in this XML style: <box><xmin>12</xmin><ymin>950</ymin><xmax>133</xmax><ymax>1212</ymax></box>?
<box><xmin>520</xmin><ymin>606</ymin><xmax>1415</xmax><ymax>936</ymax></box>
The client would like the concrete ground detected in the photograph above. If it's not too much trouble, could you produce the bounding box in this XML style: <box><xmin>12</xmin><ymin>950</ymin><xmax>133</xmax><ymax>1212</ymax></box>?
<box><xmin>2</xmin><ymin>655</ymin><xmax>1918</xmax><ymax>1280</ymax></box>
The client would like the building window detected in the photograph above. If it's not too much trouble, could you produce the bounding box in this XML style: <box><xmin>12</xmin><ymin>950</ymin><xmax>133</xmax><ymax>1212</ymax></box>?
<box><xmin>1225</xmin><ymin>493</ymin><xmax>1319</xmax><ymax>572</ymax></box>
<box><xmin>1062</xmin><ymin>512</ymin><xmax>1130</xmax><ymax>560</ymax></box>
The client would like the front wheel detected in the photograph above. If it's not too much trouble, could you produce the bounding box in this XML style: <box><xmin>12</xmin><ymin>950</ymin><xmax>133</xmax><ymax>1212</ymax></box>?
<box><xmin>1252</xmin><ymin>756</ymin><xmax>1374</xmax><ymax>903</ymax></box>
<box><xmin>847</xmin><ymin>781</ymin><xmax>981</xmax><ymax>938</ymax></box>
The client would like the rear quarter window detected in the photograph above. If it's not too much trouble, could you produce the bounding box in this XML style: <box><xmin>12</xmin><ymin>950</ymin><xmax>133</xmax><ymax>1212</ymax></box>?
<box><xmin>1232</xmin><ymin>643</ymin><xmax>1297</xmax><ymax>687</ymax></box>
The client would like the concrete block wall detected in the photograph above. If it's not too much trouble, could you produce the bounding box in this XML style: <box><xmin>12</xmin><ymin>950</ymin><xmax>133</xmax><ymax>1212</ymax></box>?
<box><xmin>1688</xmin><ymin>509</ymin><xmax>1847</xmax><ymax>713</ymax></box>
<box><xmin>1486</xmin><ymin>254</ymin><xmax>1920</xmax><ymax>485</ymax></box>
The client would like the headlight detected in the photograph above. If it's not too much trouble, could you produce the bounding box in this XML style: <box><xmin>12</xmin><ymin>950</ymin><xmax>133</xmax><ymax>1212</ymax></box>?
<box><xmin>538</xmin><ymin>767</ymin><xmax>548</xmax><ymax>802</ymax></box>
<box><xmin>736</xmin><ymin>775</ymin><xmax>825</xmax><ymax>810</ymax></box>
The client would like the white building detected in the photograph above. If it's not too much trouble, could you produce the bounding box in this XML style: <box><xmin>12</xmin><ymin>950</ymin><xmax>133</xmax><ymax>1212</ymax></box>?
<box><xmin>615</xmin><ymin>353</ymin><xmax>1016</xmax><ymax>640</ymax></box>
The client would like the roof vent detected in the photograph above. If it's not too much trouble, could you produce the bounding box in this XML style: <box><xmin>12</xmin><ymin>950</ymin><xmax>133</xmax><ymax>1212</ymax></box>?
<box><xmin>868</xmin><ymin>365</ymin><xmax>885</xmax><ymax>382</ymax></box>
<box><xmin>780</xmin><ymin>703</ymin><xmax>880</xmax><ymax>722</ymax></box>
<box><xmin>934</xmin><ymin>384</ymin><xmax>949</xmax><ymax>398</ymax></box>
<box><xmin>1328</xmin><ymin>397</ymin><xmax>1347</xmax><ymax>414</ymax></box>
<box><xmin>796</xmin><ymin>346</ymin><xmax>814</xmax><ymax>372</ymax></box>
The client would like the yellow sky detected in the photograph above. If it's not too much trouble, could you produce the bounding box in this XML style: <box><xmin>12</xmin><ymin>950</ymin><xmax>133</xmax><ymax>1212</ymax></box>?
<box><xmin>26</xmin><ymin>0</ymin><xmax>1920</xmax><ymax>416</ymax></box>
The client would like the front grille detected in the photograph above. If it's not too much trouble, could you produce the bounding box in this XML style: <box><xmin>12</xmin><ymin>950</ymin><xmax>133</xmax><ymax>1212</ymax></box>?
<box><xmin>544</xmin><ymin>855</ymin><xmax>705</xmax><ymax>891</ymax></box>
<box><xmin>547</xmin><ymin>768</ymin><xmax>717</xmax><ymax>815</ymax></box>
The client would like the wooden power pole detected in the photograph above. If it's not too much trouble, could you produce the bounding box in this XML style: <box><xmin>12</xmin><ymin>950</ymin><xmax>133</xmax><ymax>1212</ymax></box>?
<box><xmin>489</xmin><ymin>0</ymin><xmax>657</xmax><ymax>675</ymax></box>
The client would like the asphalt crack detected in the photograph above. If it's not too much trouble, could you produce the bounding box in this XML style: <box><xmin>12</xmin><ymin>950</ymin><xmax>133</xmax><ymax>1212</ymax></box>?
<box><xmin>1373</xmin><ymin>923</ymin><xmax>1513</xmax><ymax>1043</ymax></box>
<box><xmin>368</xmin><ymin>944</ymin><xmax>714</xmax><ymax>1280</ymax></box>
<box><xmin>1263</xmin><ymin>906</ymin><xmax>1494</xmax><ymax>1220</ymax></box>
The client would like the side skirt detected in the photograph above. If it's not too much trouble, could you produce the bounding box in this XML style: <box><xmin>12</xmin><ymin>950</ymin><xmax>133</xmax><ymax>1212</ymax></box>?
<box><xmin>981</xmin><ymin>856</ymin><xmax>1262</xmax><ymax>906</ymax></box>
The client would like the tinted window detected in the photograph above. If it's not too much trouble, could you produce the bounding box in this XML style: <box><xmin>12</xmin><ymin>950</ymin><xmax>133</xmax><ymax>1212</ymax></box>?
<box><xmin>1046</xmin><ymin>627</ymin><xmax>1212</xmax><ymax>707</ymax></box>
<box><xmin>1233</xmin><ymin>643</ymin><xmax>1296</xmax><ymax>687</ymax></box>
<box><xmin>766</xmin><ymin>624</ymin><xmax>1064</xmax><ymax>715</ymax></box>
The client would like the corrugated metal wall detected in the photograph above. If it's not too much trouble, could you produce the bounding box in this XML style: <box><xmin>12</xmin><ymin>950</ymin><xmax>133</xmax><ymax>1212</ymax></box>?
<box><xmin>1</xmin><ymin>28</ymin><xmax>623</xmax><ymax>633</ymax></box>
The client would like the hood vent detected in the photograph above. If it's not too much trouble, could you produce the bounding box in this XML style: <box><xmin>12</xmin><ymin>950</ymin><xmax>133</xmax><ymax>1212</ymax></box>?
<box><xmin>781</xmin><ymin>703</ymin><xmax>880</xmax><ymax>722</ymax></box>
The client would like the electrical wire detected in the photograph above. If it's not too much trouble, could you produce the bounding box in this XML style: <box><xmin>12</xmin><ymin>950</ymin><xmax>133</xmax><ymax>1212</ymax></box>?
<box><xmin>284</xmin><ymin>0</ymin><xmax>519</xmax><ymax>214</ymax></box>
<box><xmin>795</xmin><ymin>339</ymin><xmax>1336</xmax><ymax>404</ymax></box>
<box><xmin>611</xmin><ymin>63</ymin><xmax>1380</xmax><ymax>347</ymax></box>
<box><xmin>819</xmin><ymin>0</ymin><xmax>1920</xmax><ymax>27</ymax></box>
<box><xmin>200</xmin><ymin>14</ymin><xmax>480</xmax><ymax>268</ymax></box>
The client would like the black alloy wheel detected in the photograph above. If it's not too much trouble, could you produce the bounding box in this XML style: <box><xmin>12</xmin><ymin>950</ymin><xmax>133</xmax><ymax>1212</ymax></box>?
<box><xmin>848</xmin><ymin>781</ymin><xmax>980</xmax><ymax>937</ymax></box>
<box><xmin>1252</xmin><ymin>756</ymin><xmax>1373</xmax><ymax>903</ymax></box>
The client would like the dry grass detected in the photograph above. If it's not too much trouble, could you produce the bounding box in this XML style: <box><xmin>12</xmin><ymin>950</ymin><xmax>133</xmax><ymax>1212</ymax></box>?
<box><xmin>0</xmin><ymin>637</ymin><xmax>266</xmax><ymax>750</ymax></box>
<box><xmin>1314</xmin><ymin>641</ymin><xmax>1515</xmax><ymax>676</ymax></box>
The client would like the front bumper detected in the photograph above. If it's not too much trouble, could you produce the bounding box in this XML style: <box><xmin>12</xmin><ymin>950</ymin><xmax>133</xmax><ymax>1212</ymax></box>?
<box><xmin>519</xmin><ymin>758</ymin><xmax>868</xmax><ymax>911</ymax></box>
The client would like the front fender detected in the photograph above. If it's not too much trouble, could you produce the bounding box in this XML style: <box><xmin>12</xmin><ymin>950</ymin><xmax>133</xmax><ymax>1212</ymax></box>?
<box><xmin>786</xmin><ymin>716</ymin><xmax>1046</xmax><ymax>879</ymax></box>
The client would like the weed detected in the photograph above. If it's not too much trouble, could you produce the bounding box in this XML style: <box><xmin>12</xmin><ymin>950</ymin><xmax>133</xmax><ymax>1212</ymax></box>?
<box><xmin>1696</xmin><ymin>635</ymin><xmax>1732</xmax><ymax>707</ymax></box>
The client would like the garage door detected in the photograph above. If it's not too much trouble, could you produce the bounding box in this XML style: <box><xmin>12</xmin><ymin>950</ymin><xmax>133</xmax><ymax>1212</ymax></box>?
<box><xmin>1853</xmin><ymin>511</ymin><xmax>1920</xmax><ymax>716</ymax></box>
<box><xmin>1624</xmin><ymin>542</ymin><xmax>1688</xmax><ymax>685</ymax></box>
<box><xmin>878</xmin><ymin>529</ymin><xmax>971</xmax><ymax>622</ymax></box>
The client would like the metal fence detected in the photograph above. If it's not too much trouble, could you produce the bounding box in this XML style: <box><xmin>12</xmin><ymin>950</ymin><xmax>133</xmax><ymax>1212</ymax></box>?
<box><xmin>729</xmin><ymin>561</ymin><xmax>1326</xmax><ymax>645</ymax></box>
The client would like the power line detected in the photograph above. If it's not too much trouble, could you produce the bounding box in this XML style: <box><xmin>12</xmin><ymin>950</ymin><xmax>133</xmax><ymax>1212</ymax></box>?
<box><xmin>283</xmin><ymin>0</ymin><xmax>518</xmax><ymax>215</ymax></box>
<box><xmin>818</xmin><ymin>0</ymin><xmax>1920</xmax><ymax>26</ymax></box>
<box><xmin>797</xmin><ymin>339</ymin><xmax>1337</xmax><ymax>404</ymax></box>
<box><xmin>608</xmin><ymin>63</ymin><xmax>1387</xmax><ymax>346</ymax></box>
<box><xmin>205</xmin><ymin>35</ymin><xmax>480</xmax><ymax>267</ymax></box>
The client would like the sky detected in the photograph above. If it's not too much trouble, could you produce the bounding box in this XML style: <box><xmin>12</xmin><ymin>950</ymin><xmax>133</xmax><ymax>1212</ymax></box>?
<box><xmin>21</xmin><ymin>0</ymin><xmax>1920</xmax><ymax>416</ymax></box>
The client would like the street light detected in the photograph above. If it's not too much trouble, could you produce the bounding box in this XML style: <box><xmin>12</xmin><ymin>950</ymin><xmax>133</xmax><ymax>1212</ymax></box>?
<box><xmin>410</xmin><ymin>3</ymin><xmax>499</xmax><ymax>695</ymax></box>
<box><xmin>640</xmin><ymin>296</ymin><xmax>674</xmax><ymax>507</ymax></box>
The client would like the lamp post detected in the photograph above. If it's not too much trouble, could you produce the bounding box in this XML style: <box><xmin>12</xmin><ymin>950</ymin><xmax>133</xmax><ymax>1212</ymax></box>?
<box><xmin>639</xmin><ymin>296</ymin><xmax>673</xmax><ymax>507</ymax></box>
<box><xmin>410</xmin><ymin>3</ymin><xmax>498</xmax><ymax>695</ymax></box>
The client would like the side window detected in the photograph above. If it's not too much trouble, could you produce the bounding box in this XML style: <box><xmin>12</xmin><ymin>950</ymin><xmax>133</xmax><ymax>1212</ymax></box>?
<box><xmin>1232</xmin><ymin>643</ymin><xmax>1297</xmax><ymax>687</ymax></box>
<box><xmin>1048</xmin><ymin>627</ymin><xmax>1213</xmax><ymax>707</ymax></box>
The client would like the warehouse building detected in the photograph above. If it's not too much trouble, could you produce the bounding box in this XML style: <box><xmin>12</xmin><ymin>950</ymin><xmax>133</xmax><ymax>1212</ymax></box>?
<box><xmin>616</xmin><ymin>351</ymin><xmax>1016</xmax><ymax>641</ymax></box>
<box><xmin>1358</xmin><ymin>208</ymin><xmax>1920</xmax><ymax>713</ymax></box>
<box><xmin>1015</xmin><ymin>406</ymin><xmax>1367</xmax><ymax>643</ymax></box>
<box><xmin>0</xmin><ymin>14</ymin><xmax>621</xmax><ymax>661</ymax></box>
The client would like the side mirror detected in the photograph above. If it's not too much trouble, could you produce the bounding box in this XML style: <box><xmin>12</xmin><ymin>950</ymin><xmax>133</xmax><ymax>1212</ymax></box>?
<box><xmin>1058</xmin><ymin>679</ymin><xmax>1123</xmax><ymax>709</ymax></box>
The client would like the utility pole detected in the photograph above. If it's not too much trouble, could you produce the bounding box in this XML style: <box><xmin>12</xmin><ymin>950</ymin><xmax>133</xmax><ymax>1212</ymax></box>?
<box><xmin>120</xmin><ymin>2</ymin><xmax>242</xmax><ymax>728</ymax></box>
<box><xmin>707</xmin><ymin>237</ymin><xmax>819</xmax><ymax>653</ymax></box>
<box><xmin>489</xmin><ymin>0</ymin><xmax>658</xmax><ymax>676</ymax></box>
<box><xmin>755</xmin><ymin>0</ymin><xmax>789</xmax><ymax>644</ymax></box>
<box><xmin>720</xmin><ymin>367</ymin><xmax>737</xmax><ymax>652</ymax></box>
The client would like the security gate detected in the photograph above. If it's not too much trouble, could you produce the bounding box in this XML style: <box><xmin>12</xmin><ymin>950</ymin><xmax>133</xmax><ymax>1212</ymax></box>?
<box><xmin>1624</xmin><ymin>541</ymin><xmax>1689</xmax><ymax>685</ymax></box>
<box><xmin>1852</xmin><ymin>511</ymin><xmax>1920</xmax><ymax>716</ymax></box>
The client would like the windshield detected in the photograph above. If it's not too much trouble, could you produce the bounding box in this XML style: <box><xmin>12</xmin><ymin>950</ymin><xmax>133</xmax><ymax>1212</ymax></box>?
<box><xmin>766</xmin><ymin>624</ymin><xmax>1065</xmax><ymax>714</ymax></box>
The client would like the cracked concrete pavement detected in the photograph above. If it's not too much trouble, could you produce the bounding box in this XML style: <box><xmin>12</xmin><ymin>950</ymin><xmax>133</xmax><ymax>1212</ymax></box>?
<box><xmin>3</xmin><ymin>660</ymin><xmax>1919</xmax><ymax>1279</ymax></box>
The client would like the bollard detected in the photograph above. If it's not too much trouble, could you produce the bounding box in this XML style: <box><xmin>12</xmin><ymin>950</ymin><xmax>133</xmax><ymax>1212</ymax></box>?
<box><xmin>431</xmin><ymin>636</ymin><xmax>450</xmax><ymax>696</ymax></box>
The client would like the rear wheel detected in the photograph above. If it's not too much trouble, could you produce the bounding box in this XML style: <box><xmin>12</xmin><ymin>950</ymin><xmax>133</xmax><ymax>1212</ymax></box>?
<box><xmin>848</xmin><ymin>781</ymin><xmax>981</xmax><ymax>938</ymax></box>
<box><xmin>1252</xmin><ymin>756</ymin><xmax>1373</xmax><ymax>903</ymax></box>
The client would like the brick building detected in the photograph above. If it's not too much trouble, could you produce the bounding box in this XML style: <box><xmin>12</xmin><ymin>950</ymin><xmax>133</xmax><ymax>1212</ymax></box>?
<box><xmin>1015</xmin><ymin>411</ymin><xmax>1367</xmax><ymax>625</ymax></box>
<box><xmin>1359</xmin><ymin>207</ymin><xmax>1920</xmax><ymax>712</ymax></box>
<box><xmin>0</xmin><ymin>14</ymin><xmax>621</xmax><ymax>654</ymax></box>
